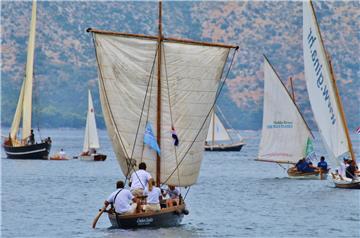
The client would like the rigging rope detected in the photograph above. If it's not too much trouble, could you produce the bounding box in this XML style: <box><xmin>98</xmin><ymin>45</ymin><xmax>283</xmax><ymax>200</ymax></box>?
<box><xmin>161</xmin><ymin>47</ymin><xmax>238</xmax><ymax>186</ymax></box>
<box><xmin>162</xmin><ymin>45</ymin><xmax>182</xmax><ymax>191</ymax></box>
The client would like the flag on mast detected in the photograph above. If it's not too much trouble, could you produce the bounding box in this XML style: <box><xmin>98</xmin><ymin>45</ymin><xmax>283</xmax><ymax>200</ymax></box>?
<box><xmin>144</xmin><ymin>122</ymin><xmax>161</xmax><ymax>155</ymax></box>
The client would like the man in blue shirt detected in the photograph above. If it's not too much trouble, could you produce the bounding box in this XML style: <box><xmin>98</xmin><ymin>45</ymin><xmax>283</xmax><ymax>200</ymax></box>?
<box><xmin>317</xmin><ymin>156</ymin><xmax>328</xmax><ymax>172</ymax></box>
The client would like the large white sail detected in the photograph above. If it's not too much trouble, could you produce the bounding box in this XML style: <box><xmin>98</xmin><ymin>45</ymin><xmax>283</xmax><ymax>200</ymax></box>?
<box><xmin>83</xmin><ymin>90</ymin><xmax>100</xmax><ymax>152</ymax></box>
<box><xmin>93</xmin><ymin>33</ymin><xmax>229</xmax><ymax>186</ymax></box>
<box><xmin>303</xmin><ymin>1</ymin><xmax>351</xmax><ymax>165</ymax></box>
<box><xmin>206</xmin><ymin>112</ymin><xmax>231</xmax><ymax>143</ymax></box>
<box><xmin>10</xmin><ymin>81</ymin><xmax>25</xmax><ymax>139</ymax></box>
<box><xmin>257</xmin><ymin>57</ymin><xmax>312</xmax><ymax>164</ymax></box>
<box><xmin>22</xmin><ymin>0</ymin><xmax>37</xmax><ymax>140</ymax></box>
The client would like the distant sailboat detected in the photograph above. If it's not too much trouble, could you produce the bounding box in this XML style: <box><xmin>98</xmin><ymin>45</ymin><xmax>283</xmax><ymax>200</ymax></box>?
<box><xmin>204</xmin><ymin>108</ymin><xmax>245</xmax><ymax>151</ymax></box>
<box><xmin>256</xmin><ymin>56</ymin><xmax>324</xmax><ymax>179</ymax></box>
<box><xmin>303</xmin><ymin>1</ymin><xmax>359</xmax><ymax>188</ymax></box>
<box><xmin>3</xmin><ymin>0</ymin><xmax>52</xmax><ymax>160</ymax></box>
<box><xmin>88</xmin><ymin>1</ymin><xmax>238</xmax><ymax>228</ymax></box>
<box><xmin>79</xmin><ymin>90</ymin><xmax>106</xmax><ymax>161</ymax></box>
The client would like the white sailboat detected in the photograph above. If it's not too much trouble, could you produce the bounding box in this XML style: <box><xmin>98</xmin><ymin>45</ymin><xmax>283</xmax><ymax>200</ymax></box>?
<box><xmin>303</xmin><ymin>1</ymin><xmax>359</xmax><ymax>188</ymax></box>
<box><xmin>256</xmin><ymin>56</ymin><xmax>322</xmax><ymax>179</ymax></box>
<box><xmin>3</xmin><ymin>0</ymin><xmax>52</xmax><ymax>160</ymax></box>
<box><xmin>205</xmin><ymin>109</ymin><xmax>245</xmax><ymax>151</ymax></box>
<box><xmin>79</xmin><ymin>90</ymin><xmax>106</xmax><ymax>161</ymax></box>
<box><xmin>88</xmin><ymin>1</ymin><xmax>238</xmax><ymax>228</ymax></box>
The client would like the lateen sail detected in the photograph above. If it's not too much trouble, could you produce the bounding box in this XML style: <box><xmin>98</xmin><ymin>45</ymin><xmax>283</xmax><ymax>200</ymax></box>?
<box><xmin>83</xmin><ymin>90</ymin><xmax>100</xmax><ymax>152</ymax></box>
<box><xmin>94</xmin><ymin>33</ymin><xmax>230</xmax><ymax>186</ymax></box>
<box><xmin>258</xmin><ymin>57</ymin><xmax>312</xmax><ymax>164</ymax></box>
<box><xmin>303</xmin><ymin>1</ymin><xmax>351</xmax><ymax>165</ymax></box>
<box><xmin>206</xmin><ymin>112</ymin><xmax>231</xmax><ymax>143</ymax></box>
<box><xmin>10</xmin><ymin>0</ymin><xmax>37</xmax><ymax>141</ymax></box>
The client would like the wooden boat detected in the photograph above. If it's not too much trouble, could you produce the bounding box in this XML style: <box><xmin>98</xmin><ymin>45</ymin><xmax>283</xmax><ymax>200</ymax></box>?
<box><xmin>3</xmin><ymin>0</ymin><xmax>52</xmax><ymax>160</ymax></box>
<box><xmin>79</xmin><ymin>90</ymin><xmax>106</xmax><ymax>161</ymax></box>
<box><xmin>303</xmin><ymin>1</ymin><xmax>358</xmax><ymax>188</ymax></box>
<box><xmin>88</xmin><ymin>0</ymin><xmax>238</xmax><ymax>228</ymax></box>
<box><xmin>49</xmin><ymin>155</ymin><xmax>70</xmax><ymax>160</ymax></box>
<box><xmin>256</xmin><ymin>56</ymin><xmax>318</xmax><ymax>179</ymax></box>
<box><xmin>204</xmin><ymin>108</ymin><xmax>245</xmax><ymax>152</ymax></box>
<box><xmin>287</xmin><ymin>167</ymin><xmax>329</xmax><ymax>180</ymax></box>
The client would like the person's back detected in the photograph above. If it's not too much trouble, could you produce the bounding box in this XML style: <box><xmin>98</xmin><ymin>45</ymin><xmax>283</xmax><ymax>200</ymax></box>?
<box><xmin>345</xmin><ymin>163</ymin><xmax>356</xmax><ymax>179</ymax></box>
<box><xmin>143</xmin><ymin>178</ymin><xmax>161</xmax><ymax>212</ymax></box>
<box><xmin>168</xmin><ymin>185</ymin><xmax>180</xmax><ymax>199</ymax></box>
<box><xmin>105</xmin><ymin>180</ymin><xmax>137</xmax><ymax>214</ymax></box>
<box><xmin>130</xmin><ymin>162</ymin><xmax>152</xmax><ymax>196</ymax></box>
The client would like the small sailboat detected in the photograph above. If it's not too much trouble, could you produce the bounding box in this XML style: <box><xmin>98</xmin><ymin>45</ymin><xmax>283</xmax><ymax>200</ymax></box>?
<box><xmin>79</xmin><ymin>90</ymin><xmax>106</xmax><ymax>161</ymax></box>
<box><xmin>88</xmin><ymin>1</ymin><xmax>238</xmax><ymax>228</ymax></box>
<box><xmin>3</xmin><ymin>0</ymin><xmax>52</xmax><ymax>160</ymax></box>
<box><xmin>256</xmin><ymin>56</ymin><xmax>325</xmax><ymax>179</ymax></box>
<box><xmin>204</xmin><ymin>108</ymin><xmax>245</xmax><ymax>151</ymax></box>
<box><xmin>303</xmin><ymin>1</ymin><xmax>358</xmax><ymax>188</ymax></box>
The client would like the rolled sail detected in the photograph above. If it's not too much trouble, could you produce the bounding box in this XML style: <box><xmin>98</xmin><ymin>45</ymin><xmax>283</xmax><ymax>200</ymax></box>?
<box><xmin>303</xmin><ymin>1</ymin><xmax>350</xmax><ymax>165</ymax></box>
<box><xmin>257</xmin><ymin>57</ymin><xmax>312</xmax><ymax>164</ymax></box>
<box><xmin>93</xmin><ymin>33</ymin><xmax>230</xmax><ymax>186</ymax></box>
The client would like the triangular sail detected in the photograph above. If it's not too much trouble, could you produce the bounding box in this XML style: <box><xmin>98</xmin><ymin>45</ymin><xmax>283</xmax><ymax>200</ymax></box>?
<box><xmin>206</xmin><ymin>112</ymin><xmax>231</xmax><ymax>143</ymax></box>
<box><xmin>83</xmin><ymin>90</ymin><xmax>100</xmax><ymax>152</ymax></box>
<box><xmin>257</xmin><ymin>57</ymin><xmax>312</xmax><ymax>164</ymax></box>
<box><xmin>303</xmin><ymin>1</ymin><xmax>353</xmax><ymax>165</ymax></box>
<box><xmin>10</xmin><ymin>81</ymin><xmax>26</xmax><ymax>139</ymax></box>
<box><xmin>21</xmin><ymin>0</ymin><xmax>37</xmax><ymax>140</ymax></box>
<box><xmin>93</xmin><ymin>33</ymin><xmax>230</xmax><ymax>186</ymax></box>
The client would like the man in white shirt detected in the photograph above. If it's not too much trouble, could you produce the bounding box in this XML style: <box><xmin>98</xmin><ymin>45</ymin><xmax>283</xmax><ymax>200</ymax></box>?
<box><xmin>130</xmin><ymin>162</ymin><xmax>152</xmax><ymax>197</ymax></box>
<box><xmin>104</xmin><ymin>180</ymin><xmax>138</xmax><ymax>215</ymax></box>
<box><xmin>59</xmin><ymin>148</ymin><xmax>66</xmax><ymax>159</ymax></box>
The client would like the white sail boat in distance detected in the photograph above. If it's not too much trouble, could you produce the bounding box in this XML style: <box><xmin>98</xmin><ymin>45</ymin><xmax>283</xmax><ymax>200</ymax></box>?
<box><xmin>256</xmin><ymin>56</ymin><xmax>325</xmax><ymax>179</ymax></box>
<box><xmin>79</xmin><ymin>90</ymin><xmax>106</xmax><ymax>161</ymax></box>
<box><xmin>88</xmin><ymin>1</ymin><xmax>238</xmax><ymax>228</ymax></box>
<box><xmin>3</xmin><ymin>0</ymin><xmax>52</xmax><ymax>160</ymax></box>
<box><xmin>303</xmin><ymin>0</ymin><xmax>359</xmax><ymax>188</ymax></box>
<box><xmin>205</xmin><ymin>107</ymin><xmax>245</xmax><ymax>151</ymax></box>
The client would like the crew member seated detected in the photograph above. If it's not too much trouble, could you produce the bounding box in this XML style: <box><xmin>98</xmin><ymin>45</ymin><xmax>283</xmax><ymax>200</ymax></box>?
<box><xmin>104</xmin><ymin>180</ymin><xmax>138</xmax><ymax>215</ymax></box>
<box><xmin>317</xmin><ymin>156</ymin><xmax>328</xmax><ymax>172</ymax></box>
<box><xmin>143</xmin><ymin>178</ymin><xmax>161</xmax><ymax>212</ymax></box>
<box><xmin>295</xmin><ymin>158</ymin><xmax>316</xmax><ymax>173</ymax></box>
<box><xmin>345</xmin><ymin>160</ymin><xmax>359</xmax><ymax>180</ymax></box>
<box><xmin>163</xmin><ymin>185</ymin><xmax>180</xmax><ymax>207</ymax></box>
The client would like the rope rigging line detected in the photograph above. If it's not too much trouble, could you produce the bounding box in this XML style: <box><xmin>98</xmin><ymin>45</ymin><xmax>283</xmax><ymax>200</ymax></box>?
<box><xmin>162</xmin><ymin>44</ymin><xmax>182</xmax><ymax>192</ymax></box>
<box><xmin>161</xmin><ymin>47</ymin><xmax>239</xmax><ymax>186</ymax></box>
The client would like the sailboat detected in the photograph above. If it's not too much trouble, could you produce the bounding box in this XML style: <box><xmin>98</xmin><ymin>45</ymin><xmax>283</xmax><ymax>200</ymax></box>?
<box><xmin>256</xmin><ymin>56</ymin><xmax>325</xmax><ymax>179</ymax></box>
<box><xmin>3</xmin><ymin>0</ymin><xmax>52</xmax><ymax>160</ymax></box>
<box><xmin>204</xmin><ymin>108</ymin><xmax>245</xmax><ymax>151</ymax></box>
<box><xmin>303</xmin><ymin>1</ymin><xmax>359</xmax><ymax>188</ymax></box>
<box><xmin>88</xmin><ymin>1</ymin><xmax>238</xmax><ymax>228</ymax></box>
<box><xmin>79</xmin><ymin>90</ymin><xmax>106</xmax><ymax>161</ymax></box>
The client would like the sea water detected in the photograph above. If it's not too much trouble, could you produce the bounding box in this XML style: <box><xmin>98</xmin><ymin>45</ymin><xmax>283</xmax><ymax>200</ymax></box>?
<box><xmin>1</xmin><ymin>128</ymin><xmax>359</xmax><ymax>238</ymax></box>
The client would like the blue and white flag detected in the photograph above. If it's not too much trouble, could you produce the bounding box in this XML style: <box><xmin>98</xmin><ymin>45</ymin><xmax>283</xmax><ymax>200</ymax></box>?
<box><xmin>144</xmin><ymin>122</ymin><xmax>161</xmax><ymax>155</ymax></box>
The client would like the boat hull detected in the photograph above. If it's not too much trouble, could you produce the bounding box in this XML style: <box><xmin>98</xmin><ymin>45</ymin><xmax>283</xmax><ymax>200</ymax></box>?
<box><xmin>107</xmin><ymin>204</ymin><xmax>186</xmax><ymax>229</ymax></box>
<box><xmin>205</xmin><ymin>142</ymin><xmax>245</xmax><ymax>152</ymax></box>
<box><xmin>79</xmin><ymin>154</ymin><xmax>107</xmax><ymax>161</ymax></box>
<box><xmin>287</xmin><ymin>167</ymin><xmax>328</xmax><ymax>180</ymax></box>
<box><xmin>333</xmin><ymin>178</ymin><xmax>360</xmax><ymax>189</ymax></box>
<box><xmin>3</xmin><ymin>141</ymin><xmax>51</xmax><ymax>160</ymax></box>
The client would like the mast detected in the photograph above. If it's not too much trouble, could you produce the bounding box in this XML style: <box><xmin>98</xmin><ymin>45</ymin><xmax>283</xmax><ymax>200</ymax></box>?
<box><xmin>289</xmin><ymin>77</ymin><xmax>295</xmax><ymax>102</ymax></box>
<box><xmin>309</xmin><ymin>0</ymin><xmax>355</xmax><ymax>163</ymax></box>
<box><xmin>328</xmin><ymin>57</ymin><xmax>356</xmax><ymax>162</ymax></box>
<box><xmin>156</xmin><ymin>0</ymin><xmax>162</xmax><ymax>187</ymax></box>
<box><xmin>211</xmin><ymin>109</ymin><xmax>215</xmax><ymax>146</ymax></box>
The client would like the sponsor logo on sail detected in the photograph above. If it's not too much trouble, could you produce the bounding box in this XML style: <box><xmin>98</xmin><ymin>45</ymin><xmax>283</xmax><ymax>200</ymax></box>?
<box><xmin>267</xmin><ymin>120</ymin><xmax>293</xmax><ymax>129</ymax></box>
<box><xmin>136</xmin><ymin>217</ymin><xmax>153</xmax><ymax>225</ymax></box>
<box><xmin>306</xmin><ymin>27</ymin><xmax>336</xmax><ymax>125</ymax></box>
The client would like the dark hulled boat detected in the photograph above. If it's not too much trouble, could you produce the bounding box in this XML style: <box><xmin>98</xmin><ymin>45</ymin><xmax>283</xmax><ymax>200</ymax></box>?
<box><xmin>3</xmin><ymin>1</ymin><xmax>52</xmax><ymax>160</ymax></box>
<box><xmin>205</xmin><ymin>141</ymin><xmax>245</xmax><ymax>152</ymax></box>
<box><xmin>4</xmin><ymin>140</ymin><xmax>51</xmax><ymax>160</ymax></box>
<box><xmin>107</xmin><ymin>203</ymin><xmax>186</xmax><ymax>229</ymax></box>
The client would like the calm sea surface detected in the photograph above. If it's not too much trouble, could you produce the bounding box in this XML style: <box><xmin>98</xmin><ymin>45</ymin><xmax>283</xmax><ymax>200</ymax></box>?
<box><xmin>1</xmin><ymin>128</ymin><xmax>359</xmax><ymax>238</ymax></box>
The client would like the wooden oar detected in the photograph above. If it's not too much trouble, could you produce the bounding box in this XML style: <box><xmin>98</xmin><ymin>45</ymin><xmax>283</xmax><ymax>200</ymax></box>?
<box><xmin>92</xmin><ymin>206</ymin><xmax>106</xmax><ymax>229</ymax></box>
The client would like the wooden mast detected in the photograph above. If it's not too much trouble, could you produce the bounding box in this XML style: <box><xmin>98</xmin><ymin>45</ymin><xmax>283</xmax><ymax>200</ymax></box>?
<box><xmin>328</xmin><ymin>57</ymin><xmax>356</xmax><ymax>163</ymax></box>
<box><xmin>309</xmin><ymin>1</ymin><xmax>355</xmax><ymax>163</ymax></box>
<box><xmin>156</xmin><ymin>0</ymin><xmax>162</xmax><ymax>187</ymax></box>
<box><xmin>289</xmin><ymin>77</ymin><xmax>295</xmax><ymax>102</ymax></box>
